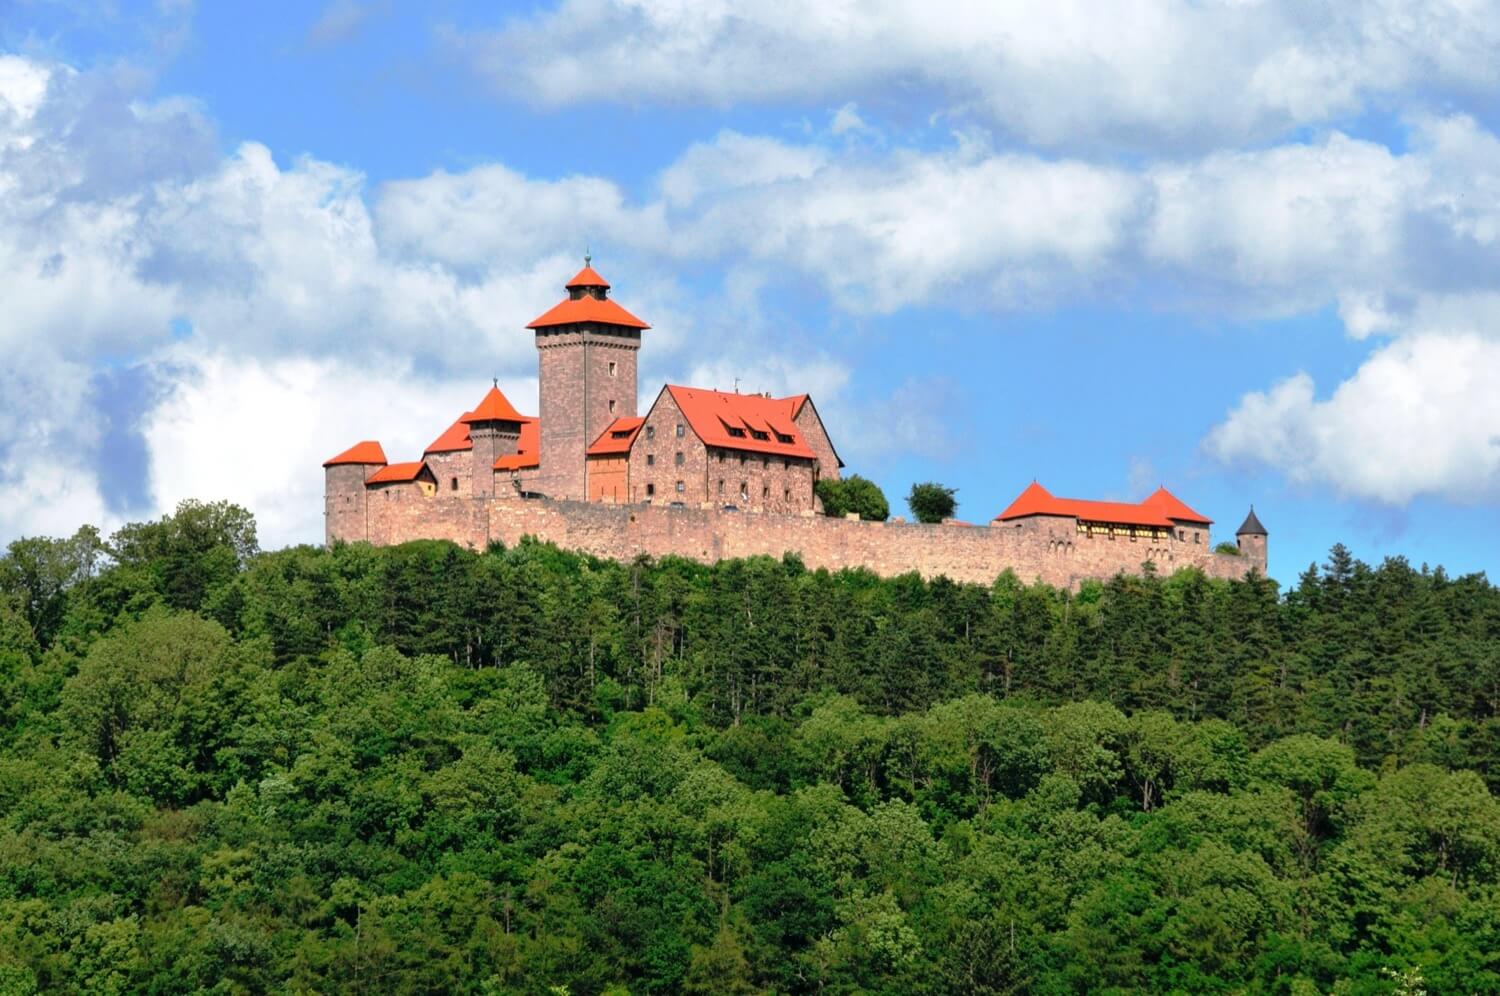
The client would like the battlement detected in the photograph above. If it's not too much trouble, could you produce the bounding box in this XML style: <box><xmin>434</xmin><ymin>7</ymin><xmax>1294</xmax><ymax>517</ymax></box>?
<box><xmin>326</xmin><ymin>489</ymin><xmax>1266</xmax><ymax>588</ymax></box>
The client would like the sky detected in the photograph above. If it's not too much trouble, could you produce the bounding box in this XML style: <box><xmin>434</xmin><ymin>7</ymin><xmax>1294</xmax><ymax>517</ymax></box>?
<box><xmin>1</xmin><ymin>0</ymin><xmax>1499</xmax><ymax>584</ymax></box>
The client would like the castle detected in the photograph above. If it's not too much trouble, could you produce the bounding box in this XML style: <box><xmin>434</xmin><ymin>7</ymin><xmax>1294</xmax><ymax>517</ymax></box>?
<box><xmin>324</xmin><ymin>263</ymin><xmax>1269</xmax><ymax>588</ymax></box>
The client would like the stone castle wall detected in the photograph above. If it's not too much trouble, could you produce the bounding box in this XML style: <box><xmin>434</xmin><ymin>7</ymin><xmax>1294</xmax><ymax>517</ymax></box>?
<box><xmin>331</xmin><ymin>487</ymin><xmax>1267</xmax><ymax>588</ymax></box>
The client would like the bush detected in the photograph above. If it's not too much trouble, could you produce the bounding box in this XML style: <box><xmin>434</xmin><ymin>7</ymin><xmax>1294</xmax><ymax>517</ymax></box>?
<box><xmin>906</xmin><ymin>483</ymin><xmax>957</xmax><ymax>524</ymax></box>
<box><xmin>816</xmin><ymin>476</ymin><xmax>890</xmax><ymax>521</ymax></box>
<box><xmin>1215</xmin><ymin>541</ymin><xmax>1242</xmax><ymax>556</ymax></box>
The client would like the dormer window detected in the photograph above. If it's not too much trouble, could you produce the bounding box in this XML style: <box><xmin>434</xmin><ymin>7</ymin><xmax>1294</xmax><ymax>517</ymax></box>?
<box><xmin>727</xmin><ymin>427</ymin><xmax>747</xmax><ymax>438</ymax></box>
<box><xmin>751</xmin><ymin>430</ymin><xmax>769</xmax><ymax>441</ymax></box>
<box><xmin>775</xmin><ymin>432</ymin><xmax>793</xmax><ymax>444</ymax></box>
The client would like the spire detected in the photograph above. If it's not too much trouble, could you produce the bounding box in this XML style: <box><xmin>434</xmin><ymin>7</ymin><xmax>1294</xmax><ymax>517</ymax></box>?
<box><xmin>1236</xmin><ymin>505</ymin><xmax>1268</xmax><ymax>536</ymax></box>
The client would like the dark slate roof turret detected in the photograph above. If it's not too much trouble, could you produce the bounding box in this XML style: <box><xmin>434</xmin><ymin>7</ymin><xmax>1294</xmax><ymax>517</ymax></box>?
<box><xmin>1236</xmin><ymin>506</ymin><xmax>1267</xmax><ymax>536</ymax></box>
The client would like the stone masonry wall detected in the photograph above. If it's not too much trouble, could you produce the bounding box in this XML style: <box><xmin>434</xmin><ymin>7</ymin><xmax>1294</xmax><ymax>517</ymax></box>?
<box><xmin>331</xmin><ymin>491</ymin><xmax>1268</xmax><ymax>588</ymax></box>
<box><xmin>534</xmin><ymin>327</ymin><xmax>640</xmax><ymax>501</ymax></box>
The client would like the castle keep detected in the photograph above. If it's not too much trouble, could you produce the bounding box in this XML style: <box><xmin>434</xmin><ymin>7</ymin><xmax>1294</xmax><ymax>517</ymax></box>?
<box><xmin>324</xmin><ymin>264</ymin><xmax>1269</xmax><ymax>588</ymax></box>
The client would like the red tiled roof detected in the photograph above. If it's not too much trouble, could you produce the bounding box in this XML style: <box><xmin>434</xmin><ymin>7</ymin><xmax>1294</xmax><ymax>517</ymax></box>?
<box><xmin>366</xmin><ymin>461</ymin><xmax>428</xmax><ymax>484</ymax></box>
<box><xmin>667</xmin><ymin>385</ymin><xmax>817</xmax><ymax>460</ymax></box>
<box><xmin>565</xmin><ymin>264</ymin><xmax>610</xmax><ymax>289</ymax></box>
<box><xmin>324</xmin><ymin>440</ymin><xmax>387</xmax><ymax>467</ymax></box>
<box><xmin>1141</xmin><ymin>486</ymin><xmax>1213</xmax><ymax>524</ymax></box>
<box><xmin>527</xmin><ymin>295</ymin><xmax>650</xmax><ymax>330</ymax></box>
<box><xmin>586</xmin><ymin>416</ymin><xmax>645</xmax><ymax>456</ymax></box>
<box><xmin>461</xmin><ymin>385</ymin><xmax>526</xmax><ymax>424</ymax></box>
<box><xmin>425</xmin><ymin>416</ymin><xmax>472</xmax><ymax>454</ymax></box>
<box><xmin>495</xmin><ymin>419</ymin><xmax>541</xmax><ymax>470</ymax></box>
<box><xmin>996</xmin><ymin>481</ymin><xmax>1211</xmax><ymax>529</ymax></box>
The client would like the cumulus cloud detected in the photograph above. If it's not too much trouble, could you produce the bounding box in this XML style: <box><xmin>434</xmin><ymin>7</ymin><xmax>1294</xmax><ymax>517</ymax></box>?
<box><xmin>1207</xmin><ymin>335</ymin><xmax>1500</xmax><ymax>503</ymax></box>
<box><xmin>451</xmin><ymin>0</ymin><xmax>1500</xmax><ymax>151</ymax></box>
<box><xmin>141</xmin><ymin>349</ymin><xmax>529</xmax><ymax>547</ymax></box>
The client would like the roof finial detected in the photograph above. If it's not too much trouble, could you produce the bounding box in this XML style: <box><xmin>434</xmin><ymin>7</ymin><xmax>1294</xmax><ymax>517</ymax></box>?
<box><xmin>493</xmin><ymin>377</ymin><xmax>498</xmax><ymax>388</ymax></box>
<box><xmin>584</xmin><ymin>243</ymin><xmax>591</xmax><ymax>266</ymax></box>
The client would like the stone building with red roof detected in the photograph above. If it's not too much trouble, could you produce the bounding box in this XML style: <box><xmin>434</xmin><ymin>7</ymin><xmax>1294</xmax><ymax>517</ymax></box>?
<box><xmin>322</xmin><ymin>263</ymin><xmax>1267</xmax><ymax>587</ymax></box>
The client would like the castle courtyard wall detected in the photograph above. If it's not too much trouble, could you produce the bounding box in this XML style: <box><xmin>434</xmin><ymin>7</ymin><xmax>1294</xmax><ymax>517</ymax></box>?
<box><xmin>332</xmin><ymin>494</ymin><xmax>1265</xmax><ymax>588</ymax></box>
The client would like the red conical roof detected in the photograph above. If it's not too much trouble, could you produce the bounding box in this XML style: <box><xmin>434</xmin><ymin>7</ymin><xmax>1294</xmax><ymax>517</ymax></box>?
<box><xmin>460</xmin><ymin>385</ymin><xmax>525</xmax><ymax>424</ymax></box>
<box><xmin>565</xmin><ymin>264</ymin><xmax>610</xmax><ymax>289</ymax></box>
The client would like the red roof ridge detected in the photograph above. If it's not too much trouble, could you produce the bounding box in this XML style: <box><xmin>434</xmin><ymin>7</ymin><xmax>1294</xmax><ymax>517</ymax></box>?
<box><xmin>425</xmin><ymin>415</ymin><xmax>473</xmax><ymax>454</ymax></box>
<box><xmin>366</xmin><ymin>461</ymin><xmax>428</xmax><ymax>484</ymax></box>
<box><xmin>586</xmin><ymin>416</ymin><xmax>646</xmax><ymax>456</ymax></box>
<box><xmin>324</xmin><ymin>440</ymin><xmax>387</xmax><ymax>467</ymax></box>
<box><xmin>1141</xmin><ymin>486</ymin><xmax>1213</xmax><ymax>524</ymax></box>
<box><xmin>462</xmin><ymin>385</ymin><xmax>526</xmax><ymax>424</ymax></box>
<box><xmin>664</xmin><ymin>384</ymin><xmax>817</xmax><ymax>460</ymax></box>
<box><xmin>527</xmin><ymin>295</ymin><xmax>650</xmax><ymax>330</ymax></box>
<box><xmin>995</xmin><ymin>481</ymin><xmax>1211</xmax><ymax>529</ymax></box>
<box><xmin>566</xmin><ymin>264</ymin><xmax>610</xmax><ymax>289</ymax></box>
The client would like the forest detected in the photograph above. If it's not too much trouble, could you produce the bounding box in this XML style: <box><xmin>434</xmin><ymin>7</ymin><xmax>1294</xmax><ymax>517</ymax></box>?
<box><xmin>1</xmin><ymin>499</ymin><xmax>1498</xmax><ymax>994</ymax></box>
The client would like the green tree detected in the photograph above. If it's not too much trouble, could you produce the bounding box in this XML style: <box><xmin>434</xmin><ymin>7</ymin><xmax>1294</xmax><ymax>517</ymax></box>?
<box><xmin>815</xmin><ymin>475</ymin><xmax>890</xmax><ymax>521</ymax></box>
<box><xmin>906</xmin><ymin>481</ymin><xmax>958</xmax><ymax>524</ymax></box>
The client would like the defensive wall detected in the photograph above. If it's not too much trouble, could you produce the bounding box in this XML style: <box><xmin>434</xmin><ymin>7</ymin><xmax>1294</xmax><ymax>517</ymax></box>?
<box><xmin>337</xmin><ymin>490</ymin><xmax>1266</xmax><ymax>589</ymax></box>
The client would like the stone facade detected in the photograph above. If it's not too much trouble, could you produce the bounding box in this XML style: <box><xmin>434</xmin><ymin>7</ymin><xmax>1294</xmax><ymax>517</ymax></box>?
<box><xmin>535</xmin><ymin>326</ymin><xmax>640</xmax><ymax>500</ymax></box>
<box><xmin>323</xmin><ymin>263</ymin><xmax>1269</xmax><ymax>588</ymax></box>
<box><xmin>331</xmin><ymin>490</ymin><xmax>1268</xmax><ymax>588</ymax></box>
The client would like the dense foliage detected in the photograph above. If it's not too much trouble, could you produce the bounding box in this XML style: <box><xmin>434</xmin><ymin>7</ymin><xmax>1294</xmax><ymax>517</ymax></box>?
<box><xmin>2</xmin><ymin>503</ymin><xmax>1499</xmax><ymax>993</ymax></box>
<box><xmin>815</xmin><ymin>475</ymin><xmax>890</xmax><ymax>522</ymax></box>
<box><xmin>906</xmin><ymin>482</ymin><xmax>958</xmax><ymax>524</ymax></box>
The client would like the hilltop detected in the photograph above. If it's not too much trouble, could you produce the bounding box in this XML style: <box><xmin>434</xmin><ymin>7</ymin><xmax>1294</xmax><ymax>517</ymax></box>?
<box><xmin>1</xmin><ymin>501</ymin><xmax>1497</xmax><ymax>993</ymax></box>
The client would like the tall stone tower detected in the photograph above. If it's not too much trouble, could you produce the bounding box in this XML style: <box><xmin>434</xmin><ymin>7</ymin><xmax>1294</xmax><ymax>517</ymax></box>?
<box><xmin>1236</xmin><ymin>506</ymin><xmax>1268</xmax><ymax>573</ymax></box>
<box><xmin>526</xmin><ymin>260</ymin><xmax>649</xmax><ymax>500</ymax></box>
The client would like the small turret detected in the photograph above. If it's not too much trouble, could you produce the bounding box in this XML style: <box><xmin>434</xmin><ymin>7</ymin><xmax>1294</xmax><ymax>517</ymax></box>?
<box><xmin>462</xmin><ymin>383</ymin><xmax>526</xmax><ymax>498</ymax></box>
<box><xmin>323</xmin><ymin>440</ymin><xmax>388</xmax><ymax>544</ymax></box>
<box><xmin>1235</xmin><ymin>505</ymin><xmax>1268</xmax><ymax>572</ymax></box>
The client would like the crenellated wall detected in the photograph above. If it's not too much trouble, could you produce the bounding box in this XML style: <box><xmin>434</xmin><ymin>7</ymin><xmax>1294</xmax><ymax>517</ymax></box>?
<box><xmin>328</xmin><ymin>489</ymin><xmax>1268</xmax><ymax>588</ymax></box>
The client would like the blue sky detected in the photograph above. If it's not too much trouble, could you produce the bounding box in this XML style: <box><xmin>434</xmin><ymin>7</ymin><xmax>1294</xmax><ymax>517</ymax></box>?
<box><xmin>2</xmin><ymin>0</ymin><xmax>1499</xmax><ymax>583</ymax></box>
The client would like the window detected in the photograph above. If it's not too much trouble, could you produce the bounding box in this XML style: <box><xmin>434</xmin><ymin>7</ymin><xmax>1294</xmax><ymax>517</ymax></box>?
<box><xmin>784</xmin><ymin>486</ymin><xmax>792</xmax><ymax>501</ymax></box>
<box><xmin>1194</xmin><ymin>531</ymin><xmax>1201</xmax><ymax>544</ymax></box>
<box><xmin>609</xmin><ymin>399</ymin><xmax>616</xmax><ymax>413</ymax></box>
<box><xmin>675</xmin><ymin>480</ymin><xmax>685</xmax><ymax>493</ymax></box>
<box><xmin>718</xmin><ymin>451</ymin><xmax>725</xmax><ymax>463</ymax></box>
<box><xmin>751</xmin><ymin>429</ymin><xmax>769</xmax><ymax>441</ymax></box>
<box><xmin>675</xmin><ymin>451</ymin><xmax>685</xmax><ymax>466</ymax></box>
<box><xmin>645</xmin><ymin>425</ymin><xmax>655</xmax><ymax>440</ymax></box>
<box><xmin>739</xmin><ymin>482</ymin><xmax>749</xmax><ymax>501</ymax></box>
<box><xmin>608</xmin><ymin>361</ymin><xmax>617</xmax><ymax>377</ymax></box>
<box><xmin>646</xmin><ymin>483</ymin><xmax>655</xmax><ymax>497</ymax></box>
<box><xmin>762</xmin><ymin>485</ymin><xmax>770</xmax><ymax>499</ymax></box>
<box><xmin>676</xmin><ymin>423</ymin><xmax>685</xmax><ymax>438</ymax></box>
<box><xmin>647</xmin><ymin>454</ymin><xmax>655</xmax><ymax>466</ymax></box>
<box><xmin>612</xmin><ymin>430</ymin><xmax>631</xmax><ymax>439</ymax></box>
<box><xmin>718</xmin><ymin>479</ymin><xmax>725</xmax><ymax>495</ymax></box>
<box><xmin>775</xmin><ymin>432</ymin><xmax>793</xmax><ymax>444</ymax></box>
<box><xmin>727</xmin><ymin>426</ymin><xmax>746</xmax><ymax>438</ymax></box>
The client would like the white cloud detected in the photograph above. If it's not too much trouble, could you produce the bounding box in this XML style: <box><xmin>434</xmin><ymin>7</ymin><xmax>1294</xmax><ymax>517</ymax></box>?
<box><xmin>140</xmin><ymin>348</ymin><xmax>532</xmax><ymax>548</ymax></box>
<box><xmin>452</xmin><ymin>0</ymin><xmax>1500</xmax><ymax>150</ymax></box>
<box><xmin>1206</xmin><ymin>334</ymin><xmax>1500</xmax><ymax>503</ymax></box>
